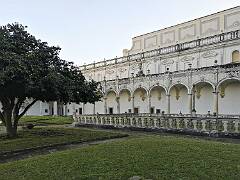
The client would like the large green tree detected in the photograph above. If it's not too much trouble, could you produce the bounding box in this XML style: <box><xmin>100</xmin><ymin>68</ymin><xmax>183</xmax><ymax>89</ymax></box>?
<box><xmin>0</xmin><ymin>23</ymin><xmax>102</xmax><ymax>138</ymax></box>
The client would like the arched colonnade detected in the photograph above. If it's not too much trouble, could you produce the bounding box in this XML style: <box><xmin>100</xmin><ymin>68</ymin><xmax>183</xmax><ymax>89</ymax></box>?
<box><xmin>103</xmin><ymin>77</ymin><xmax>240</xmax><ymax>115</ymax></box>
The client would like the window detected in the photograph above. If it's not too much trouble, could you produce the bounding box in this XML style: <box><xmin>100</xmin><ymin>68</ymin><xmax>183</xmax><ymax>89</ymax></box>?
<box><xmin>156</xmin><ymin>109</ymin><xmax>161</xmax><ymax>114</ymax></box>
<box><xmin>79</xmin><ymin>108</ymin><xmax>83</xmax><ymax>115</ymax></box>
<box><xmin>150</xmin><ymin>107</ymin><xmax>155</xmax><ymax>114</ymax></box>
<box><xmin>232</xmin><ymin>50</ymin><xmax>240</xmax><ymax>63</ymax></box>
<box><xmin>128</xmin><ymin>109</ymin><xmax>132</xmax><ymax>113</ymax></box>
<box><xmin>45</xmin><ymin>109</ymin><xmax>48</xmax><ymax>113</ymax></box>
<box><xmin>134</xmin><ymin>108</ymin><xmax>139</xmax><ymax>114</ymax></box>
<box><xmin>109</xmin><ymin>107</ymin><xmax>113</xmax><ymax>114</ymax></box>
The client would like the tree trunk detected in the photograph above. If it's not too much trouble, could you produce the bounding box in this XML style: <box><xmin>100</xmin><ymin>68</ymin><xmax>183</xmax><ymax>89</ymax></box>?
<box><xmin>0</xmin><ymin>98</ymin><xmax>37</xmax><ymax>138</ymax></box>
<box><xmin>6</xmin><ymin>122</ymin><xmax>17</xmax><ymax>138</ymax></box>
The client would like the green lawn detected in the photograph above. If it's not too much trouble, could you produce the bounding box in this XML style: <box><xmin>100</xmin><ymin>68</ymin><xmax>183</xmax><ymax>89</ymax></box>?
<box><xmin>0</xmin><ymin>127</ymin><xmax>126</xmax><ymax>154</ymax></box>
<box><xmin>0</xmin><ymin>134</ymin><xmax>240</xmax><ymax>180</ymax></box>
<box><xmin>19</xmin><ymin>116</ymin><xmax>73</xmax><ymax>125</ymax></box>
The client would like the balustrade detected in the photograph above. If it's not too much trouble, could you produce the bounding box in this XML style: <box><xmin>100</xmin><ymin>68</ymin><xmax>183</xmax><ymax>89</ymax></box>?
<box><xmin>80</xmin><ymin>30</ymin><xmax>240</xmax><ymax>71</ymax></box>
<box><xmin>75</xmin><ymin>114</ymin><xmax>240</xmax><ymax>136</ymax></box>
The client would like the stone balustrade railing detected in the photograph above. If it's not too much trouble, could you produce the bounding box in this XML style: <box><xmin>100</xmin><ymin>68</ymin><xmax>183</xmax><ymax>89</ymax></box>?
<box><xmin>74</xmin><ymin>114</ymin><xmax>240</xmax><ymax>135</ymax></box>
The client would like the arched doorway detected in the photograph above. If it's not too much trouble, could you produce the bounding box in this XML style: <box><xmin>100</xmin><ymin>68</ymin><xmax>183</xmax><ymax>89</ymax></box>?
<box><xmin>106</xmin><ymin>90</ymin><xmax>117</xmax><ymax>114</ymax></box>
<box><xmin>218</xmin><ymin>78</ymin><xmax>240</xmax><ymax>115</ymax></box>
<box><xmin>193</xmin><ymin>82</ymin><xmax>214</xmax><ymax>114</ymax></box>
<box><xmin>149</xmin><ymin>86</ymin><xmax>167</xmax><ymax>114</ymax></box>
<box><xmin>119</xmin><ymin>89</ymin><xmax>132</xmax><ymax>113</ymax></box>
<box><xmin>169</xmin><ymin>84</ymin><xmax>188</xmax><ymax>114</ymax></box>
<box><xmin>133</xmin><ymin>87</ymin><xmax>148</xmax><ymax>113</ymax></box>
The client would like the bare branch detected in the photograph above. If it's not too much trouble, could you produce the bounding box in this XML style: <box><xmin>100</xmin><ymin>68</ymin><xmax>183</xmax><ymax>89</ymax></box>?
<box><xmin>17</xmin><ymin>99</ymin><xmax>38</xmax><ymax>120</ymax></box>
<box><xmin>0</xmin><ymin>111</ymin><xmax>4</xmax><ymax>122</ymax></box>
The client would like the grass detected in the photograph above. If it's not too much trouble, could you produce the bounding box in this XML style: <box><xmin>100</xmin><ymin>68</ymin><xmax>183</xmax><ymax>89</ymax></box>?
<box><xmin>0</xmin><ymin>134</ymin><xmax>240</xmax><ymax>180</ymax></box>
<box><xmin>0</xmin><ymin>127</ymin><xmax>126</xmax><ymax>154</ymax></box>
<box><xmin>19</xmin><ymin>116</ymin><xmax>74</xmax><ymax>125</ymax></box>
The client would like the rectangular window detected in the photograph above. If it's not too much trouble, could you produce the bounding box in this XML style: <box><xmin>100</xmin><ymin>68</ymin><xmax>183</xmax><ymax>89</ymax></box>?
<box><xmin>79</xmin><ymin>108</ymin><xmax>83</xmax><ymax>115</ymax></box>
<box><xmin>150</xmin><ymin>107</ymin><xmax>155</xmax><ymax>114</ymax></box>
<box><xmin>45</xmin><ymin>109</ymin><xmax>48</xmax><ymax>113</ymax></box>
<box><xmin>156</xmin><ymin>109</ymin><xmax>161</xmax><ymax>114</ymax></box>
<box><xmin>128</xmin><ymin>109</ymin><xmax>132</xmax><ymax>113</ymax></box>
<box><xmin>134</xmin><ymin>108</ymin><xmax>139</xmax><ymax>114</ymax></box>
<box><xmin>109</xmin><ymin>107</ymin><xmax>113</xmax><ymax>114</ymax></box>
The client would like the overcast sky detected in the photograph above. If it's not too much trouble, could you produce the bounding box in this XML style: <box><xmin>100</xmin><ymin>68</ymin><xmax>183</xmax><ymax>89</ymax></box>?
<box><xmin>1</xmin><ymin>0</ymin><xmax>240</xmax><ymax>65</ymax></box>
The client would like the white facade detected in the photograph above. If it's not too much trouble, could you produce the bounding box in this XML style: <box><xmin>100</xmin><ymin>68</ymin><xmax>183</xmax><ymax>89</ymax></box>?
<box><xmin>25</xmin><ymin>6</ymin><xmax>240</xmax><ymax>116</ymax></box>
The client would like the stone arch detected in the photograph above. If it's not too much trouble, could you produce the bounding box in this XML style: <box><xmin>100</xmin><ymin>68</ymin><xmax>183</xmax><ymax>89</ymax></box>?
<box><xmin>105</xmin><ymin>89</ymin><xmax>117</xmax><ymax>97</ymax></box>
<box><xmin>217</xmin><ymin>78</ymin><xmax>240</xmax><ymax>115</ymax></box>
<box><xmin>191</xmin><ymin>80</ymin><xmax>215</xmax><ymax>92</ymax></box>
<box><xmin>105</xmin><ymin>90</ymin><xmax>118</xmax><ymax>114</ymax></box>
<box><xmin>192</xmin><ymin>81</ymin><xmax>215</xmax><ymax>114</ymax></box>
<box><xmin>168</xmin><ymin>83</ymin><xmax>190</xmax><ymax>95</ymax></box>
<box><xmin>149</xmin><ymin>85</ymin><xmax>168</xmax><ymax>114</ymax></box>
<box><xmin>119</xmin><ymin>89</ymin><xmax>132</xmax><ymax>113</ymax></box>
<box><xmin>133</xmin><ymin>87</ymin><xmax>148</xmax><ymax>113</ymax></box>
<box><xmin>169</xmin><ymin>83</ymin><xmax>189</xmax><ymax>114</ymax></box>
<box><xmin>217</xmin><ymin>77</ymin><xmax>240</xmax><ymax>90</ymax></box>
<box><xmin>132</xmin><ymin>86</ymin><xmax>149</xmax><ymax>97</ymax></box>
<box><xmin>149</xmin><ymin>85</ymin><xmax>167</xmax><ymax>94</ymax></box>
<box><xmin>119</xmin><ymin>88</ymin><xmax>132</xmax><ymax>96</ymax></box>
<box><xmin>232</xmin><ymin>50</ymin><xmax>240</xmax><ymax>63</ymax></box>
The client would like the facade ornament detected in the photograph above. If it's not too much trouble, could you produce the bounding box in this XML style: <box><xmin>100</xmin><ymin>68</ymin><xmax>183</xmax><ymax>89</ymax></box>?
<box><xmin>180</xmin><ymin>56</ymin><xmax>194</xmax><ymax>62</ymax></box>
<box><xmin>106</xmin><ymin>70</ymin><xmax>115</xmax><ymax>75</ymax></box>
<box><xmin>202</xmin><ymin>51</ymin><xmax>218</xmax><ymax>58</ymax></box>
<box><xmin>173</xmin><ymin>86</ymin><xmax>180</xmax><ymax>100</ymax></box>
<box><xmin>119</xmin><ymin>68</ymin><xmax>127</xmax><ymax>73</ymax></box>
<box><xmin>161</xmin><ymin>59</ymin><xmax>174</xmax><ymax>65</ymax></box>
<box><xmin>200</xmin><ymin>77</ymin><xmax>205</xmax><ymax>82</ymax></box>
<box><xmin>219</xmin><ymin>84</ymin><xmax>227</xmax><ymax>98</ymax></box>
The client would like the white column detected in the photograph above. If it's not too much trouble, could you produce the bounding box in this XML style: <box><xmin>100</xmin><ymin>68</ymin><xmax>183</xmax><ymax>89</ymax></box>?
<box><xmin>213</xmin><ymin>91</ymin><xmax>219</xmax><ymax>115</ymax></box>
<box><xmin>39</xmin><ymin>101</ymin><xmax>42</xmax><ymax>116</ymax></box>
<box><xmin>63</xmin><ymin>105</ymin><xmax>66</xmax><ymax>116</ymax></box>
<box><xmin>104</xmin><ymin>97</ymin><xmax>107</xmax><ymax>114</ymax></box>
<box><xmin>93</xmin><ymin>103</ymin><xmax>96</xmax><ymax>114</ymax></box>
<box><xmin>192</xmin><ymin>86</ymin><xmax>196</xmax><ymax>112</ymax></box>
<box><xmin>131</xmin><ymin>96</ymin><xmax>134</xmax><ymax>113</ymax></box>
<box><xmin>148</xmin><ymin>95</ymin><xmax>151</xmax><ymax>113</ymax></box>
<box><xmin>53</xmin><ymin>101</ymin><xmax>58</xmax><ymax>116</ymax></box>
<box><xmin>167</xmin><ymin>94</ymin><xmax>170</xmax><ymax>114</ymax></box>
<box><xmin>116</xmin><ymin>97</ymin><xmax>120</xmax><ymax>114</ymax></box>
<box><xmin>188</xmin><ymin>94</ymin><xmax>192</xmax><ymax>114</ymax></box>
<box><xmin>82</xmin><ymin>103</ymin><xmax>85</xmax><ymax>115</ymax></box>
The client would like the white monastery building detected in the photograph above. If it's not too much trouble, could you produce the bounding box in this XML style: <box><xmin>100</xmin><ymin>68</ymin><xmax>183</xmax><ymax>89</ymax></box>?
<box><xmin>28</xmin><ymin>6</ymin><xmax>240</xmax><ymax>116</ymax></box>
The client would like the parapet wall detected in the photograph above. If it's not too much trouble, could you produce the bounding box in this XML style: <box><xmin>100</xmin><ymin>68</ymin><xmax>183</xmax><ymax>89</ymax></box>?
<box><xmin>126</xmin><ymin>6</ymin><xmax>240</xmax><ymax>55</ymax></box>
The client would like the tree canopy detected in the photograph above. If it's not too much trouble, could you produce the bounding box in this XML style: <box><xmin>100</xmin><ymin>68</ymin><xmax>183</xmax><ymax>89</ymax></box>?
<box><xmin>0</xmin><ymin>23</ymin><xmax>102</xmax><ymax>137</ymax></box>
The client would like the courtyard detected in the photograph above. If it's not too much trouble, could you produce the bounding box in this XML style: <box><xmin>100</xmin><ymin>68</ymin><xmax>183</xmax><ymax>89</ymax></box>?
<box><xmin>0</xmin><ymin>116</ymin><xmax>240</xmax><ymax>179</ymax></box>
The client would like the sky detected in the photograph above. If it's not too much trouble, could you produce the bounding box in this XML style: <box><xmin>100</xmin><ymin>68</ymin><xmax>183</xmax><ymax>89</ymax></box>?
<box><xmin>1</xmin><ymin>0</ymin><xmax>240</xmax><ymax>65</ymax></box>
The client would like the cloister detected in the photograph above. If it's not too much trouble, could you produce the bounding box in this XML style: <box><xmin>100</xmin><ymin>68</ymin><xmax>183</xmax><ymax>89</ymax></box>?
<box><xmin>102</xmin><ymin>64</ymin><xmax>240</xmax><ymax>116</ymax></box>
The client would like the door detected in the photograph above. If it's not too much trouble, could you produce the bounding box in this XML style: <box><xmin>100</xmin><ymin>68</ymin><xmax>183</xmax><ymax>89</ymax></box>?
<box><xmin>109</xmin><ymin>107</ymin><xmax>113</xmax><ymax>114</ymax></box>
